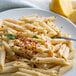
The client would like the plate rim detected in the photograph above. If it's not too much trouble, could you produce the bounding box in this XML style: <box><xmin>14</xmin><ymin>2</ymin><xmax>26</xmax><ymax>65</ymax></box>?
<box><xmin>0</xmin><ymin>7</ymin><xmax>76</xmax><ymax>28</ymax></box>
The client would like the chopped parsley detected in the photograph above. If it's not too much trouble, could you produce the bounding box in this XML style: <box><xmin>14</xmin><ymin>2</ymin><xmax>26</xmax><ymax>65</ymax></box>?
<box><xmin>5</xmin><ymin>34</ymin><xmax>18</xmax><ymax>40</ymax></box>
<box><xmin>33</xmin><ymin>35</ymin><xmax>38</xmax><ymax>39</ymax></box>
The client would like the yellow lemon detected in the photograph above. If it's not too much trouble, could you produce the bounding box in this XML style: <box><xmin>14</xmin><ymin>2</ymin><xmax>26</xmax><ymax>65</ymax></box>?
<box><xmin>49</xmin><ymin>0</ymin><xmax>73</xmax><ymax>17</ymax></box>
<box><xmin>68</xmin><ymin>10</ymin><xmax>76</xmax><ymax>24</ymax></box>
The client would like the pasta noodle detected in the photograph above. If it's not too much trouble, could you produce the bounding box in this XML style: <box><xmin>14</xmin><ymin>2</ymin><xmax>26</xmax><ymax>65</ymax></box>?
<box><xmin>0</xmin><ymin>14</ymin><xmax>75</xmax><ymax>76</ymax></box>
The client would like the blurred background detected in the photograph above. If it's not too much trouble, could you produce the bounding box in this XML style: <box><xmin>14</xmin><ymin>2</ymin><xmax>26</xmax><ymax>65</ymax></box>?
<box><xmin>0</xmin><ymin>0</ymin><xmax>76</xmax><ymax>24</ymax></box>
<box><xmin>25</xmin><ymin>0</ymin><xmax>76</xmax><ymax>10</ymax></box>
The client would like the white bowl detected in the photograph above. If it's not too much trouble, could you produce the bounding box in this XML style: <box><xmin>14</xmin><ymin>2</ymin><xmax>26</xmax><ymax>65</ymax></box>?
<box><xmin>0</xmin><ymin>8</ymin><xmax>76</xmax><ymax>76</ymax></box>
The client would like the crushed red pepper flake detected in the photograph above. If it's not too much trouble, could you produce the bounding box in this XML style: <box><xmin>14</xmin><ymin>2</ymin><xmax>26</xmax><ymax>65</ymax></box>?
<box><xmin>12</xmin><ymin>45</ymin><xmax>14</xmax><ymax>47</ymax></box>
<box><xmin>36</xmin><ymin>42</ymin><xmax>38</xmax><ymax>44</ymax></box>
<box><xmin>17</xmin><ymin>56</ymin><xmax>20</xmax><ymax>59</ymax></box>
<box><xmin>61</xmin><ymin>26</ymin><xmax>63</xmax><ymax>28</ymax></box>
<box><xmin>33</xmin><ymin>27</ymin><xmax>36</xmax><ymax>30</ymax></box>
<box><xmin>13</xmin><ymin>26</ymin><xmax>16</xmax><ymax>28</ymax></box>
<box><xmin>46</xmin><ymin>44</ymin><xmax>48</xmax><ymax>48</ymax></box>
<box><xmin>45</xmin><ymin>40</ymin><xmax>47</xmax><ymax>42</ymax></box>
<box><xmin>37</xmin><ymin>60</ymin><xmax>39</xmax><ymax>62</ymax></box>
<box><xmin>25</xmin><ymin>47</ymin><xmax>27</xmax><ymax>49</ymax></box>
<box><xmin>16</xmin><ymin>32</ymin><xmax>18</xmax><ymax>34</ymax></box>
<box><xmin>1</xmin><ymin>26</ymin><xmax>4</xmax><ymax>28</ymax></box>
<box><xmin>34</xmin><ymin>51</ymin><xmax>38</xmax><ymax>54</ymax></box>
<box><xmin>29</xmin><ymin>40</ymin><xmax>32</xmax><ymax>42</ymax></box>
<box><xmin>19</xmin><ymin>47</ymin><xmax>22</xmax><ymax>50</ymax></box>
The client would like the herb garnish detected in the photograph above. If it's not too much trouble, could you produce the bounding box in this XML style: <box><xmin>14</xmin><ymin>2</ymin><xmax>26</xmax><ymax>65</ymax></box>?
<box><xmin>33</xmin><ymin>35</ymin><xmax>38</xmax><ymax>39</ymax></box>
<box><xmin>5</xmin><ymin>34</ymin><xmax>18</xmax><ymax>40</ymax></box>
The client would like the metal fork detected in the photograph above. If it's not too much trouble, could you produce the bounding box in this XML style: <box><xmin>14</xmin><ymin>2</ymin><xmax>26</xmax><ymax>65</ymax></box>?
<box><xmin>52</xmin><ymin>36</ymin><xmax>76</xmax><ymax>41</ymax></box>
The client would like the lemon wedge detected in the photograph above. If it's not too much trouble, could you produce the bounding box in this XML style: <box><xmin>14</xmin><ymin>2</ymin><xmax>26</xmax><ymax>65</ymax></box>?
<box><xmin>68</xmin><ymin>10</ymin><xmax>76</xmax><ymax>24</ymax></box>
<box><xmin>49</xmin><ymin>0</ymin><xmax>73</xmax><ymax>17</ymax></box>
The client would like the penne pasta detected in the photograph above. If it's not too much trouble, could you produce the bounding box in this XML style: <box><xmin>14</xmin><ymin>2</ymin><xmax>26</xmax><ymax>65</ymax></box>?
<box><xmin>0</xmin><ymin>73</ymin><xmax>13</xmax><ymax>76</ymax></box>
<box><xmin>23</xmin><ymin>24</ymin><xmax>47</xmax><ymax>34</ymax></box>
<box><xmin>51</xmin><ymin>39</ymin><xmax>67</xmax><ymax>44</ymax></box>
<box><xmin>12</xmin><ymin>61</ymin><xmax>30</xmax><ymax>69</ymax></box>
<box><xmin>11</xmin><ymin>72</ymin><xmax>32</xmax><ymax>76</ymax></box>
<box><xmin>32</xmin><ymin>57</ymin><xmax>69</xmax><ymax>65</ymax></box>
<box><xmin>57</xmin><ymin>44</ymin><xmax>66</xmax><ymax>57</ymax></box>
<box><xmin>63</xmin><ymin>46</ymin><xmax>69</xmax><ymax>59</ymax></box>
<box><xmin>0</xmin><ymin>46</ymin><xmax>5</xmax><ymax>71</ymax></box>
<box><xmin>3</xmin><ymin>21</ymin><xmax>26</xmax><ymax>31</ymax></box>
<box><xmin>59</xmin><ymin>61</ymin><xmax>74</xmax><ymax>76</ymax></box>
<box><xmin>19</xmin><ymin>68</ymin><xmax>45</xmax><ymax>76</ymax></box>
<box><xmin>68</xmin><ymin>51</ymin><xmax>75</xmax><ymax>60</ymax></box>
<box><xmin>0</xmin><ymin>14</ymin><xmax>74</xmax><ymax>76</ymax></box>
<box><xmin>2</xmin><ymin>41</ymin><xmax>15</xmax><ymax>56</ymax></box>
<box><xmin>0</xmin><ymin>66</ymin><xmax>17</xmax><ymax>73</ymax></box>
<box><xmin>4</xmin><ymin>19</ymin><xmax>25</xmax><ymax>25</ymax></box>
<box><xmin>54</xmin><ymin>43</ymin><xmax>62</xmax><ymax>52</ymax></box>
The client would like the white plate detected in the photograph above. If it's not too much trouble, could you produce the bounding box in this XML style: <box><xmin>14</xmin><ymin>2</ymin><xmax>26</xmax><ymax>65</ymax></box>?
<box><xmin>0</xmin><ymin>8</ymin><xmax>76</xmax><ymax>76</ymax></box>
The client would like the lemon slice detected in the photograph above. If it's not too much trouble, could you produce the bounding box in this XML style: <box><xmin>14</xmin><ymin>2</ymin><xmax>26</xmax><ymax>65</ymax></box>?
<box><xmin>49</xmin><ymin>0</ymin><xmax>73</xmax><ymax>17</ymax></box>
<box><xmin>68</xmin><ymin>10</ymin><xmax>76</xmax><ymax>24</ymax></box>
